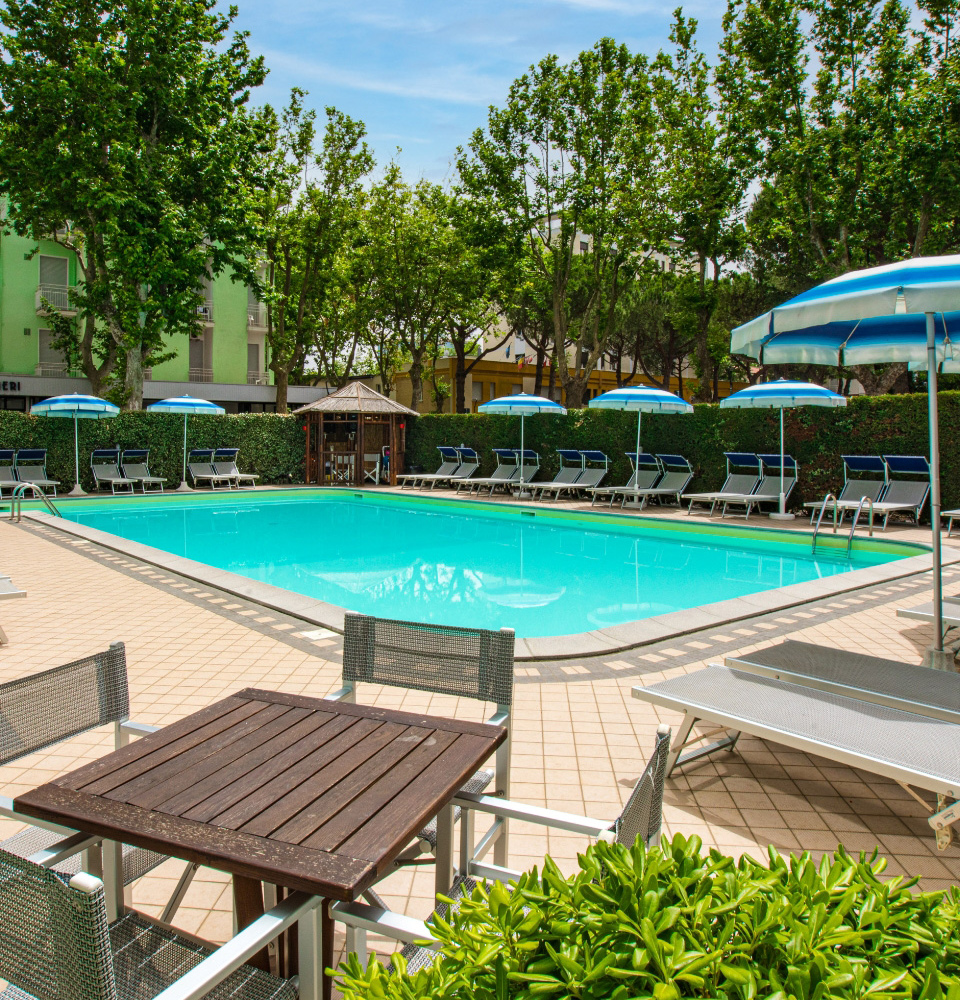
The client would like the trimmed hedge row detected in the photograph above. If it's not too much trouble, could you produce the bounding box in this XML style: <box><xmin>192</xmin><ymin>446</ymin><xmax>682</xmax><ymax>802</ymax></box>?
<box><xmin>0</xmin><ymin>410</ymin><xmax>305</xmax><ymax>491</ymax></box>
<box><xmin>405</xmin><ymin>392</ymin><xmax>960</xmax><ymax>515</ymax></box>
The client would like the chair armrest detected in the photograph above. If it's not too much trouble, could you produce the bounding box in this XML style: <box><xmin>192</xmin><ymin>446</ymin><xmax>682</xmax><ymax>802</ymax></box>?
<box><xmin>486</xmin><ymin>710</ymin><xmax>509</xmax><ymax>728</ymax></box>
<box><xmin>452</xmin><ymin>792</ymin><xmax>614</xmax><ymax>840</ymax></box>
<box><xmin>331</xmin><ymin>900</ymin><xmax>436</xmax><ymax>946</ymax></box>
<box><xmin>151</xmin><ymin>890</ymin><xmax>323</xmax><ymax>1000</ymax></box>
<box><xmin>324</xmin><ymin>686</ymin><xmax>353</xmax><ymax>702</ymax></box>
<box><xmin>28</xmin><ymin>830</ymin><xmax>100</xmax><ymax>868</ymax></box>
<box><xmin>119</xmin><ymin>720</ymin><xmax>161</xmax><ymax>737</ymax></box>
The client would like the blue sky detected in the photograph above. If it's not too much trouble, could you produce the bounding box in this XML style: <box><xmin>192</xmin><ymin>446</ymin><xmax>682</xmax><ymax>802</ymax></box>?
<box><xmin>231</xmin><ymin>0</ymin><xmax>725</xmax><ymax>183</ymax></box>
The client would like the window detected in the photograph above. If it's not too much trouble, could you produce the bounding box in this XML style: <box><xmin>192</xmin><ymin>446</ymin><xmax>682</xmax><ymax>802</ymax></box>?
<box><xmin>488</xmin><ymin>383</ymin><xmax>496</xmax><ymax>400</ymax></box>
<box><xmin>39</xmin><ymin>255</ymin><xmax>68</xmax><ymax>287</ymax></box>
<box><xmin>512</xmin><ymin>383</ymin><xmax>522</xmax><ymax>395</ymax></box>
<box><xmin>579</xmin><ymin>240</ymin><xmax>589</xmax><ymax>253</ymax></box>
<box><xmin>505</xmin><ymin>344</ymin><xmax>511</xmax><ymax>358</ymax></box>
<box><xmin>472</xmin><ymin>381</ymin><xmax>482</xmax><ymax>402</ymax></box>
<box><xmin>38</xmin><ymin>328</ymin><xmax>68</xmax><ymax>375</ymax></box>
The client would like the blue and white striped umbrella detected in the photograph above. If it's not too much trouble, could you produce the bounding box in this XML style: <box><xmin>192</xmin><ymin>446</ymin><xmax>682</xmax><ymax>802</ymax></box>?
<box><xmin>479</xmin><ymin>394</ymin><xmax>567</xmax><ymax>497</ymax></box>
<box><xmin>31</xmin><ymin>393</ymin><xmax>120</xmax><ymax>496</ymax></box>
<box><xmin>147</xmin><ymin>395</ymin><xmax>226</xmax><ymax>492</ymax></box>
<box><xmin>589</xmin><ymin>386</ymin><xmax>692</xmax><ymax>506</ymax></box>
<box><xmin>720</xmin><ymin>381</ymin><xmax>846</xmax><ymax>517</ymax></box>
<box><xmin>730</xmin><ymin>255</ymin><xmax>960</xmax><ymax>668</ymax></box>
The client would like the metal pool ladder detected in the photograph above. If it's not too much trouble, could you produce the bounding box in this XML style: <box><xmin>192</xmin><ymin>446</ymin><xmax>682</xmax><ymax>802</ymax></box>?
<box><xmin>811</xmin><ymin>493</ymin><xmax>838</xmax><ymax>554</ymax></box>
<box><xmin>846</xmin><ymin>495</ymin><xmax>875</xmax><ymax>554</ymax></box>
<box><xmin>9</xmin><ymin>483</ymin><xmax>62</xmax><ymax>521</ymax></box>
<box><xmin>811</xmin><ymin>493</ymin><xmax>874</xmax><ymax>556</ymax></box>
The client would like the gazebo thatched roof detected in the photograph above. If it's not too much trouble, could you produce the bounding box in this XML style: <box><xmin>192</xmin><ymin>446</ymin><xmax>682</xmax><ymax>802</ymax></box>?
<box><xmin>293</xmin><ymin>381</ymin><xmax>417</xmax><ymax>417</ymax></box>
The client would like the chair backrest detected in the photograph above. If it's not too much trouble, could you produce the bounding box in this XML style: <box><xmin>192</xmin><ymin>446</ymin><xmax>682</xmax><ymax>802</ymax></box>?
<box><xmin>0</xmin><ymin>851</ymin><xmax>116</xmax><ymax>1000</ymax></box>
<box><xmin>343</xmin><ymin>613</ymin><xmax>514</xmax><ymax>707</ymax></box>
<box><xmin>15</xmin><ymin>449</ymin><xmax>48</xmax><ymax>475</ymax></box>
<box><xmin>719</xmin><ymin>474</ymin><xmax>759</xmax><ymax>494</ymax></box>
<box><xmin>754</xmin><ymin>474</ymin><xmax>795</xmax><ymax>496</ymax></box>
<box><xmin>576</xmin><ymin>468</ymin><xmax>607</xmax><ymax>489</ymax></box>
<box><xmin>0</xmin><ymin>450</ymin><xmax>14</xmax><ymax>482</ymax></box>
<box><xmin>213</xmin><ymin>448</ymin><xmax>240</xmax><ymax>474</ymax></box>
<box><xmin>838</xmin><ymin>478</ymin><xmax>885</xmax><ymax>502</ymax></box>
<box><xmin>187</xmin><ymin>449</ymin><xmax>214</xmax><ymax>474</ymax></box>
<box><xmin>634</xmin><ymin>469</ymin><xmax>661</xmax><ymax>490</ymax></box>
<box><xmin>655</xmin><ymin>470</ymin><xmax>693</xmax><ymax>492</ymax></box>
<box><xmin>0</xmin><ymin>644</ymin><xmax>129</xmax><ymax>766</ymax></box>
<box><xmin>614</xmin><ymin>724</ymin><xmax>671</xmax><ymax>849</ymax></box>
<box><xmin>551</xmin><ymin>466</ymin><xmax>582</xmax><ymax>485</ymax></box>
<box><xmin>878</xmin><ymin>480</ymin><xmax>928</xmax><ymax>507</ymax></box>
<box><xmin>91</xmin><ymin>450</ymin><xmax>121</xmax><ymax>479</ymax></box>
<box><xmin>120</xmin><ymin>450</ymin><xmax>150</xmax><ymax>478</ymax></box>
<box><xmin>431</xmin><ymin>460</ymin><xmax>460</xmax><ymax>477</ymax></box>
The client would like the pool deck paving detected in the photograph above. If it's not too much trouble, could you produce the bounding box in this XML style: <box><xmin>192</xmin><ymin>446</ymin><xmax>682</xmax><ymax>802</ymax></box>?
<box><xmin>1</xmin><ymin>488</ymin><xmax>958</xmax><ymax>967</ymax></box>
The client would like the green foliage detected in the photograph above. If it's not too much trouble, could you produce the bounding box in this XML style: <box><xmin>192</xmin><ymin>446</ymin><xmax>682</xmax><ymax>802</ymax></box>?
<box><xmin>0</xmin><ymin>412</ymin><xmax>304</xmax><ymax>492</ymax></box>
<box><xmin>406</xmin><ymin>391</ymin><xmax>960</xmax><ymax>513</ymax></box>
<box><xmin>338</xmin><ymin>835</ymin><xmax>960</xmax><ymax>1000</ymax></box>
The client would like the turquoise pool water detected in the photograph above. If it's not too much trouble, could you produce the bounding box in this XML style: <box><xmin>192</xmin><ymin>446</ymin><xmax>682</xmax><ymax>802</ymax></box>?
<box><xmin>58</xmin><ymin>491</ymin><xmax>913</xmax><ymax>638</ymax></box>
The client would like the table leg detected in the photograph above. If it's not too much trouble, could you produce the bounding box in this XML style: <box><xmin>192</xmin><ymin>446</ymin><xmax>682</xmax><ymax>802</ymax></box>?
<box><xmin>435</xmin><ymin>803</ymin><xmax>455</xmax><ymax>898</ymax></box>
<box><xmin>102</xmin><ymin>840</ymin><xmax>124</xmax><ymax>923</ymax></box>
<box><xmin>233</xmin><ymin>875</ymin><xmax>271</xmax><ymax>973</ymax></box>
<box><xmin>297</xmin><ymin>898</ymin><xmax>331</xmax><ymax>1000</ymax></box>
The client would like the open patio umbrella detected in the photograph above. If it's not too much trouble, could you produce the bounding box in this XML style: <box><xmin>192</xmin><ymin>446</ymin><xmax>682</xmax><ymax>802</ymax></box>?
<box><xmin>146</xmin><ymin>395</ymin><xmax>225</xmax><ymax>492</ymax></box>
<box><xmin>731</xmin><ymin>254</ymin><xmax>960</xmax><ymax>669</ymax></box>
<box><xmin>719</xmin><ymin>380</ymin><xmax>846</xmax><ymax>519</ymax></box>
<box><xmin>588</xmin><ymin>385</ymin><xmax>693</xmax><ymax>507</ymax></box>
<box><xmin>478</xmin><ymin>392</ymin><xmax>567</xmax><ymax>498</ymax></box>
<box><xmin>30</xmin><ymin>393</ymin><xmax>120</xmax><ymax>496</ymax></box>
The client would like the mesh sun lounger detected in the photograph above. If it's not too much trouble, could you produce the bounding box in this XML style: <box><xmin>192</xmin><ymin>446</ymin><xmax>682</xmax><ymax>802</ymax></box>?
<box><xmin>718</xmin><ymin>455</ymin><xmax>798</xmax><ymax>518</ymax></box>
<box><xmin>443</xmin><ymin>447</ymin><xmax>480</xmax><ymax>488</ymax></box>
<box><xmin>0</xmin><ymin>451</ymin><xmax>17</xmax><ymax>498</ymax></box>
<box><xmin>213</xmin><ymin>447</ymin><xmax>259</xmax><ymax>487</ymax></box>
<box><xmin>589</xmin><ymin>453</ymin><xmax>660</xmax><ymax>506</ymax></box>
<box><xmin>722</xmin><ymin>639</ymin><xmax>960</xmax><ymax>725</ymax></box>
<box><xmin>120</xmin><ymin>449</ymin><xmax>166</xmax><ymax>492</ymax></box>
<box><xmin>857</xmin><ymin>455</ymin><xmax>931</xmax><ymax>529</ymax></box>
<box><xmin>620</xmin><ymin>454</ymin><xmax>694</xmax><ymax>508</ymax></box>
<box><xmin>398</xmin><ymin>446</ymin><xmax>460</xmax><ymax>488</ymax></box>
<box><xmin>187</xmin><ymin>448</ymin><xmax>233</xmax><ymax>489</ymax></box>
<box><xmin>90</xmin><ymin>449</ymin><xmax>136</xmax><ymax>494</ymax></box>
<box><xmin>804</xmin><ymin>455</ymin><xmax>887</xmax><ymax>522</ymax></box>
<box><xmin>896</xmin><ymin>593</ymin><xmax>960</xmax><ymax>638</ymax></box>
<box><xmin>459</xmin><ymin>449</ymin><xmax>520</xmax><ymax>494</ymax></box>
<box><xmin>547</xmin><ymin>450</ymin><xmax>609</xmax><ymax>499</ymax></box>
<box><xmin>684</xmin><ymin>453</ymin><xmax>760</xmax><ymax>514</ymax></box>
<box><xmin>633</xmin><ymin>664</ymin><xmax>960</xmax><ymax>849</ymax></box>
<box><xmin>529</xmin><ymin>449</ymin><xmax>583</xmax><ymax>499</ymax></box>
<box><xmin>13</xmin><ymin>449</ymin><xmax>59</xmax><ymax>496</ymax></box>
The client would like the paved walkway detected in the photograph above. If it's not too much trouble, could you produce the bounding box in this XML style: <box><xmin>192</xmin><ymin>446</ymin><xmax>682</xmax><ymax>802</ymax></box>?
<box><xmin>1</xmin><ymin>500</ymin><xmax>957</xmax><ymax>964</ymax></box>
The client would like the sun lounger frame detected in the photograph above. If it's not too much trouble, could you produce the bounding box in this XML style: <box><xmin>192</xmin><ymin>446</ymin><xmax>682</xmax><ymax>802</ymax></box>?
<box><xmin>684</xmin><ymin>453</ymin><xmax>761</xmax><ymax>514</ymax></box>
<box><xmin>718</xmin><ymin>454</ymin><xmax>798</xmax><ymax>518</ymax></box>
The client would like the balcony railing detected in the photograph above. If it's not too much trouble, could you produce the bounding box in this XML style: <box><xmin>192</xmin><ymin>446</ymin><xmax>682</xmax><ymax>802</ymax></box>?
<box><xmin>247</xmin><ymin>370</ymin><xmax>269</xmax><ymax>385</ymax></box>
<box><xmin>35</xmin><ymin>285</ymin><xmax>75</xmax><ymax>313</ymax></box>
<box><xmin>247</xmin><ymin>302</ymin><xmax>268</xmax><ymax>329</ymax></box>
<box><xmin>34</xmin><ymin>362</ymin><xmax>80</xmax><ymax>377</ymax></box>
<box><xmin>197</xmin><ymin>299</ymin><xmax>214</xmax><ymax>324</ymax></box>
<box><xmin>188</xmin><ymin>366</ymin><xmax>213</xmax><ymax>383</ymax></box>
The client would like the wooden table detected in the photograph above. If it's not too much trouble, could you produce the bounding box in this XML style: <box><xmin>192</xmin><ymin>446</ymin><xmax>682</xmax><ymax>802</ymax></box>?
<box><xmin>15</xmin><ymin>688</ymin><xmax>507</xmax><ymax>998</ymax></box>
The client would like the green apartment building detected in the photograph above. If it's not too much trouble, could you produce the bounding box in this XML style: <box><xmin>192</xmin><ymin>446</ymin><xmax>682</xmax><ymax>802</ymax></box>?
<box><xmin>0</xmin><ymin>228</ymin><xmax>326</xmax><ymax>412</ymax></box>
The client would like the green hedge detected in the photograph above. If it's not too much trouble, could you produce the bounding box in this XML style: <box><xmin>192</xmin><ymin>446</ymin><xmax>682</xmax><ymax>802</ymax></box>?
<box><xmin>0</xmin><ymin>411</ymin><xmax>305</xmax><ymax>491</ymax></box>
<box><xmin>406</xmin><ymin>392</ymin><xmax>960</xmax><ymax>514</ymax></box>
<box><xmin>337</xmin><ymin>836</ymin><xmax>960</xmax><ymax>1000</ymax></box>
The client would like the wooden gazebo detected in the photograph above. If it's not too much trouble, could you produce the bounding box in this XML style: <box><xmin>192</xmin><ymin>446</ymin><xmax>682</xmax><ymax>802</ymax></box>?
<box><xmin>294</xmin><ymin>382</ymin><xmax>417</xmax><ymax>487</ymax></box>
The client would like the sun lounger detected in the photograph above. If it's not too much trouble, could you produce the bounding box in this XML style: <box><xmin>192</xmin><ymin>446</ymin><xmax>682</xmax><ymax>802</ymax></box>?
<box><xmin>90</xmin><ymin>449</ymin><xmax>136</xmax><ymax>494</ymax></box>
<box><xmin>213</xmin><ymin>447</ymin><xmax>259</xmax><ymax>487</ymax></box>
<box><xmin>0</xmin><ymin>451</ymin><xmax>17</xmax><ymax>498</ymax></box>
<box><xmin>722</xmin><ymin>639</ymin><xmax>960</xmax><ymax>725</ymax></box>
<box><xmin>13</xmin><ymin>449</ymin><xmax>59</xmax><ymax>496</ymax></box>
<box><xmin>459</xmin><ymin>449</ymin><xmax>520</xmax><ymax>494</ymax></box>
<box><xmin>854</xmin><ymin>455</ymin><xmax>931</xmax><ymax>529</ymax></box>
<box><xmin>621</xmin><ymin>454</ymin><xmax>695</xmax><ymax>508</ymax></box>
<box><xmin>684</xmin><ymin>452</ymin><xmax>760</xmax><ymax>514</ymax></box>
<box><xmin>187</xmin><ymin>449</ymin><xmax>232</xmax><ymax>489</ymax></box>
<box><xmin>895</xmin><ymin>593</ymin><xmax>960</xmax><ymax>639</ymax></box>
<box><xmin>529</xmin><ymin>449</ymin><xmax>583</xmax><ymax>499</ymax></box>
<box><xmin>719</xmin><ymin>455</ymin><xmax>798</xmax><ymax>518</ymax></box>
<box><xmin>545</xmin><ymin>450</ymin><xmax>609</xmax><ymax>499</ymax></box>
<box><xmin>442</xmin><ymin>446</ymin><xmax>480</xmax><ymax>488</ymax></box>
<box><xmin>633</xmin><ymin>664</ymin><xmax>960</xmax><ymax>849</ymax></box>
<box><xmin>120</xmin><ymin>449</ymin><xmax>166</xmax><ymax>493</ymax></box>
<box><xmin>0</xmin><ymin>575</ymin><xmax>26</xmax><ymax>645</ymax></box>
<box><xmin>398</xmin><ymin>446</ymin><xmax>460</xmax><ymax>488</ymax></box>
<box><xmin>804</xmin><ymin>455</ymin><xmax>887</xmax><ymax>522</ymax></box>
<box><xmin>589</xmin><ymin>453</ymin><xmax>660</xmax><ymax>506</ymax></box>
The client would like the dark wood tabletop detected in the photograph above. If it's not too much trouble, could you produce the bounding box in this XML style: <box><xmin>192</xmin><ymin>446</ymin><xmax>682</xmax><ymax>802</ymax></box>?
<box><xmin>14</xmin><ymin>687</ymin><xmax>507</xmax><ymax>901</ymax></box>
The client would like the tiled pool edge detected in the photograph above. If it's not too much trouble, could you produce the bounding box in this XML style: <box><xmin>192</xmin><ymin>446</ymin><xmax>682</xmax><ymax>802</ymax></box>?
<box><xmin>23</xmin><ymin>510</ymin><xmax>958</xmax><ymax>662</ymax></box>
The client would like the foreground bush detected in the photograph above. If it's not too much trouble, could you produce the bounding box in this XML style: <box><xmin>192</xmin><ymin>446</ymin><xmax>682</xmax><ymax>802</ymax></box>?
<box><xmin>337</xmin><ymin>835</ymin><xmax>960</xmax><ymax>1000</ymax></box>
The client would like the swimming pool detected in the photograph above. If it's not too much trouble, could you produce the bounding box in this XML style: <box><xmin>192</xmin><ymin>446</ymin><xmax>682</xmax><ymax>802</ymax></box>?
<box><xmin>54</xmin><ymin>490</ymin><xmax>920</xmax><ymax>639</ymax></box>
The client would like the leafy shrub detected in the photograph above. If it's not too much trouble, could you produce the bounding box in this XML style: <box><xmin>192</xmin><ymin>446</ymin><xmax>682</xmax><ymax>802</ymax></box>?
<box><xmin>337</xmin><ymin>835</ymin><xmax>960</xmax><ymax>1000</ymax></box>
<box><xmin>0</xmin><ymin>410</ymin><xmax>305</xmax><ymax>490</ymax></box>
<box><xmin>405</xmin><ymin>392</ymin><xmax>960</xmax><ymax>515</ymax></box>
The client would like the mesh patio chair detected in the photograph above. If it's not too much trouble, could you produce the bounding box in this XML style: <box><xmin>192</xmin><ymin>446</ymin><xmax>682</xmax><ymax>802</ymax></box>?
<box><xmin>13</xmin><ymin>449</ymin><xmax>59</xmax><ymax>496</ymax></box>
<box><xmin>328</xmin><ymin>613</ymin><xmax>514</xmax><ymax>868</ymax></box>
<box><xmin>120</xmin><ymin>450</ymin><xmax>166</xmax><ymax>493</ymax></box>
<box><xmin>0</xmin><ymin>845</ymin><xmax>320</xmax><ymax>1000</ymax></box>
<box><xmin>0</xmin><ymin>643</ymin><xmax>197</xmax><ymax>921</ymax></box>
<box><xmin>91</xmin><ymin>449</ymin><xmax>137</xmax><ymax>495</ymax></box>
<box><xmin>333</xmin><ymin>725</ymin><xmax>672</xmax><ymax>972</ymax></box>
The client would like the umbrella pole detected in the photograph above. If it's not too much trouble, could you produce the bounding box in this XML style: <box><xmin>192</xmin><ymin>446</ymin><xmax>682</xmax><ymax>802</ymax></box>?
<box><xmin>623</xmin><ymin>410</ymin><xmax>643</xmax><ymax>508</ymax></box>
<box><xmin>770</xmin><ymin>407</ymin><xmax>794</xmax><ymax>520</ymax></box>
<box><xmin>67</xmin><ymin>412</ymin><xmax>87</xmax><ymax>496</ymax></box>
<box><xmin>175</xmin><ymin>413</ymin><xmax>193</xmax><ymax>492</ymax></box>
<box><xmin>517</xmin><ymin>414</ymin><xmax>530</xmax><ymax>499</ymax></box>
<box><xmin>924</xmin><ymin>311</ymin><xmax>951</xmax><ymax>669</ymax></box>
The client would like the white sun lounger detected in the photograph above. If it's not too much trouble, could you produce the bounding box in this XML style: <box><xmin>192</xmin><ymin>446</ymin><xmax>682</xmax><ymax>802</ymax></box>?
<box><xmin>458</xmin><ymin>449</ymin><xmax>521</xmax><ymax>495</ymax></box>
<box><xmin>620</xmin><ymin>454</ymin><xmax>694</xmax><ymax>508</ymax></box>
<box><xmin>589</xmin><ymin>453</ymin><xmax>660</xmax><ymax>506</ymax></box>
<box><xmin>896</xmin><ymin>594</ymin><xmax>960</xmax><ymax>638</ymax></box>
<box><xmin>632</xmin><ymin>664</ymin><xmax>960</xmax><ymax>849</ymax></box>
<box><xmin>683</xmin><ymin>453</ymin><xmax>760</xmax><ymax>514</ymax></box>
<box><xmin>805</xmin><ymin>455</ymin><xmax>887</xmax><ymax>522</ymax></box>
<box><xmin>398</xmin><ymin>446</ymin><xmax>461</xmax><ymax>488</ymax></box>
<box><xmin>718</xmin><ymin>455</ymin><xmax>798</xmax><ymax>518</ymax></box>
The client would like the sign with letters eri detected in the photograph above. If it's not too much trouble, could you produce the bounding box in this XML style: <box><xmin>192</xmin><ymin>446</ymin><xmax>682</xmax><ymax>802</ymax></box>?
<box><xmin>0</xmin><ymin>381</ymin><xmax>21</xmax><ymax>392</ymax></box>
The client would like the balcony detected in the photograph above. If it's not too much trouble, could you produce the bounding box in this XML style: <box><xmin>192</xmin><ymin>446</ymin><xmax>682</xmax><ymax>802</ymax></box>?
<box><xmin>188</xmin><ymin>367</ymin><xmax>213</xmax><ymax>383</ymax></box>
<box><xmin>247</xmin><ymin>370</ymin><xmax>269</xmax><ymax>386</ymax></box>
<box><xmin>34</xmin><ymin>362</ymin><xmax>80</xmax><ymax>377</ymax></box>
<box><xmin>35</xmin><ymin>284</ymin><xmax>77</xmax><ymax>316</ymax></box>
<box><xmin>197</xmin><ymin>299</ymin><xmax>214</xmax><ymax>325</ymax></box>
<box><xmin>247</xmin><ymin>302</ymin><xmax>268</xmax><ymax>330</ymax></box>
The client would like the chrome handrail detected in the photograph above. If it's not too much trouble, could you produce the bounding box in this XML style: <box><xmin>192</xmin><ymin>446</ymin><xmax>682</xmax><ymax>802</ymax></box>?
<box><xmin>811</xmin><ymin>493</ymin><xmax>838</xmax><ymax>554</ymax></box>
<box><xmin>847</xmin><ymin>495</ymin><xmax>875</xmax><ymax>554</ymax></box>
<box><xmin>9</xmin><ymin>483</ymin><xmax>62</xmax><ymax>521</ymax></box>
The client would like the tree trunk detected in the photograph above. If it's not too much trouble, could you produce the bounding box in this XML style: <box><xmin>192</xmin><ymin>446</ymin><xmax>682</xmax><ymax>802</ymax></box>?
<box><xmin>533</xmin><ymin>347</ymin><xmax>545</xmax><ymax>395</ymax></box>
<box><xmin>408</xmin><ymin>351</ymin><xmax>425</xmax><ymax>409</ymax></box>
<box><xmin>454</xmin><ymin>346</ymin><xmax>468</xmax><ymax>413</ymax></box>
<box><xmin>123</xmin><ymin>341</ymin><xmax>145</xmax><ymax>411</ymax></box>
<box><xmin>274</xmin><ymin>368</ymin><xmax>290</xmax><ymax>413</ymax></box>
<box><xmin>850</xmin><ymin>363</ymin><xmax>908</xmax><ymax>396</ymax></box>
